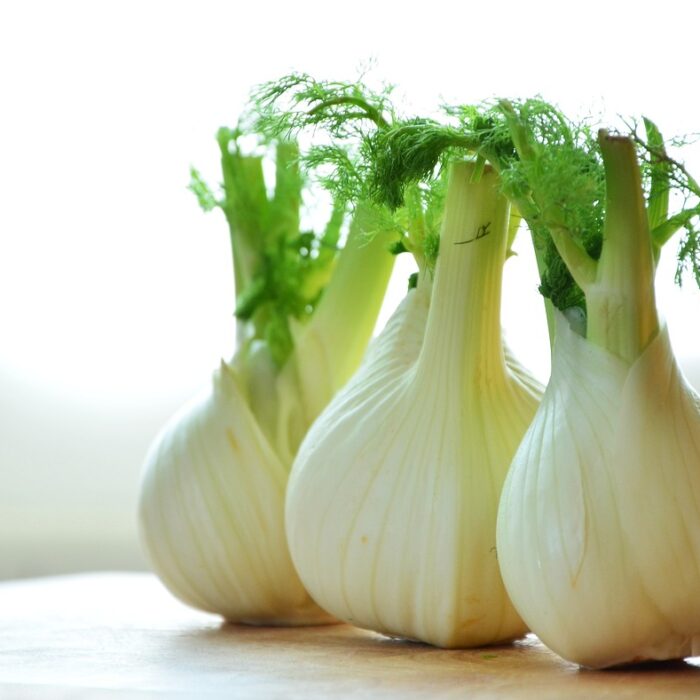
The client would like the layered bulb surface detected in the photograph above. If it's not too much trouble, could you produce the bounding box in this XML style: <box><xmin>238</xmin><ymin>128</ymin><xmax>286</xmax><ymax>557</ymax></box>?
<box><xmin>286</xmin><ymin>163</ymin><xmax>543</xmax><ymax>647</ymax></box>
<box><xmin>138</xmin><ymin>354</ymin><xmax>335</xmax><ymax>624</ymax></box>
<box><xmin>497</xmin><ymin>312</ymin><xmax>700</xmax><ymax>667</ymax></box>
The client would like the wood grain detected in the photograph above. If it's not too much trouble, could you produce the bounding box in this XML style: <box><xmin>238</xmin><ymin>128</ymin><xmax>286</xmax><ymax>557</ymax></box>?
<box><xmin>0</xmin><ymin>573</ymin><xmax>699</xmax><ymax>698</ymax></box>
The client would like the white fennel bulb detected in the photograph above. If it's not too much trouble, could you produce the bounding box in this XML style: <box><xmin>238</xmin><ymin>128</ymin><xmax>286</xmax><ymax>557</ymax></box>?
<box><xmin>286</xmin><ymin>162</ymin><xmax>543</xmax><ymax>647</ymax></box>
<box><xmin>495</xmin><ymin>125</ymin><xmax>700</xmax><ymax>668</ymax></box>
<box><xmin>498</xmin><ymin>313</ymin><xmax>700</xmax><ymax>668</ymax></box>
<box><xmin>139</xmin><ymin>135</ymin><xmax>394</xmax><ymax>624</ymax></box>
<box><xmin>140</xmin><ymin>361</ymin><xmax>321</xmax><ymax>623</ymax></box>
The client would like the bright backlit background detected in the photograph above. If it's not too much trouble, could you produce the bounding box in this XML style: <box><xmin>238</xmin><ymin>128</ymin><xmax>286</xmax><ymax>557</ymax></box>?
<box><xmin>1</xmin><ymin>0</ymin><xmax>699</xmax><ymax>579</ymax></box>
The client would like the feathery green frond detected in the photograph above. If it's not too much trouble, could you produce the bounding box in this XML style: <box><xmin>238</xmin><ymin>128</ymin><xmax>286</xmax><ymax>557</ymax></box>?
<box><xmin>248</xmin><ymin>72</ymin><xmax>451</xmax><ymax>279</ymax></box>
<box><xmin>368</xmin><ymin>120</ymin><xmax>472</xmax><ymax>209</ymax></box>
<box><xmin>250</xmin><ymin>72</ymin><xmax>394</xmax><ymax>141</ymax></box>
<box><xmin>676</xmin><ymin>225</ymin><xmax>700</xmax><ymax>287</ymax></box>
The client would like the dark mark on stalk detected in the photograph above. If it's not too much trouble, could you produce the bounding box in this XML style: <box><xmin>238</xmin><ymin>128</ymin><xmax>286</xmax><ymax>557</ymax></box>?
<box><xmin>455</xmin><ymin>222</ymin><xmax>491</xmax><ymax>245</ymax></box>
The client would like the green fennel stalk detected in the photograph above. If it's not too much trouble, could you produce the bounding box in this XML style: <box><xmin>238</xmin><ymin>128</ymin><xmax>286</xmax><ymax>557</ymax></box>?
<box><xmin>362</xmin><ymin>99</ymin><xmax>700</xmax><ymax>360</ymax></box>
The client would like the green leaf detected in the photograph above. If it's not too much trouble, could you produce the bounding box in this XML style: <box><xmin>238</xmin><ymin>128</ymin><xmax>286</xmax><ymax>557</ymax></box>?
<box><xmin>265</xmin><ymin>312</ymin><xmax>294</xmax><ymax>368</ymax></box>
<box><xmin>321</xmin><ymin>198</ymin><xmax>345</xmax><ymax>251</ymax></box>
<box><xmin>250</xmin><ymin>72</ymin><xmax>394</xmax><ymax>141</ymax></box>
<box><xmin>506</xmin><ymin>208</ymin><xmax>522</xmax><ymax>255</ymax></box>
<box><xmin>389</xmin><ymin>239</ymin><xmax>409</xmax><ymax>255</ymax></box>
<box><xmin>651</xmin><ymin>206</ymin><xmax>700</xmax><ymax>248</ymax></box>
<box><xmin>644</xmin><ymin>117</ymin><xmax>670</xmax><ymax>234</ymax></box>
<box><xmin>470</xmin><ymin>154</ymin><xmax>486</xmax><ymax>183</ymax></box>
<box><xmin>270</xmin><ymin>142</ymin><xmax>303</xmax><ymax>243</ymax></box>
<box><xmin>235</xmin><ymin>276</ymin><xmax>267</xmax><ymax>321</ymax></box>
<box><xmin>188</xmin><ymin>167</ymin><xmax>218</xmax><ymax>212</ymax></box>
<box><xmin>676</xmin><ymin>223</ymin><xmax>700</xmax><ymax>287</ymax></box>
<box><xmin>217</xmin><ymin>131</ymin><xmax>269</xmax><ymax>248</ymax></box>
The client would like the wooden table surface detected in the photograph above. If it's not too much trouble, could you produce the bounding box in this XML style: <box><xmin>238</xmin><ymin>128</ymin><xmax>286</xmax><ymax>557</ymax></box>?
<box><xmin>1</xmin><ymin>573</ymin><xmax>699</xmax><ymax>698</ymax></box>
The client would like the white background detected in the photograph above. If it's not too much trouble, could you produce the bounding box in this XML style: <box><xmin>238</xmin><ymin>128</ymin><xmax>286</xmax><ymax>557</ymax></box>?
<box><xmin>1</xmin><ymin>0</ymin><xmax>699</xmax><ymax>579</ymax></box>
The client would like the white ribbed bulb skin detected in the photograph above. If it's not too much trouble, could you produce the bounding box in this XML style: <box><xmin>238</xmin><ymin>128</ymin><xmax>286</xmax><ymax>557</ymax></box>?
<box><xmin>286</xmin><ymin>163</ymin><xmax>543</xmax><ymax>647</ymax></box>
<box><xmin>497</xmin><ymin>313</ymin><xmax>700</xmax><ymax>668</ymax></box>
<box><xmin>286</xmin><ymin>288</ymin><xmax>540</xmax><ymax>647</ymax></box>
<box><xmin>138</xmin><ymin>362</ymin><xmax>333</xmax><ymax>625</ymax></box>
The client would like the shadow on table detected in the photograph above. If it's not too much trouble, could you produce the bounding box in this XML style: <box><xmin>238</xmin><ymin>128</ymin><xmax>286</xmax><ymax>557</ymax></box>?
<box><xmin>170</xmin><ymin>620</ymin><xmax>700</xmax><ymax>681</ymax></box>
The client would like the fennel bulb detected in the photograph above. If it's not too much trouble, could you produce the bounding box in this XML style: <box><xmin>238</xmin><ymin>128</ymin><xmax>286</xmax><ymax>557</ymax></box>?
<box><xmin>139</xmin><ymin>360</ymin><xmax>320</xmax><ymax>624</ymax></box>
<box><xmin>498</xmin><ymin>312</ymin><xmax>700</xmax><ymax>668</ymax></box>
<box><xmin>139</xmin><ymin>133</ymin><xmax>394</xmax><ymax>624</ymax></box>
<box><xmin>495</xmin><ymin>128</ymin><xmax>700</xmax><ymax>667</ymax></box>
<box><xmin>286</xmin><ymin>162</ymin><xmax>542</xmax><ymax>648</ymax></box>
